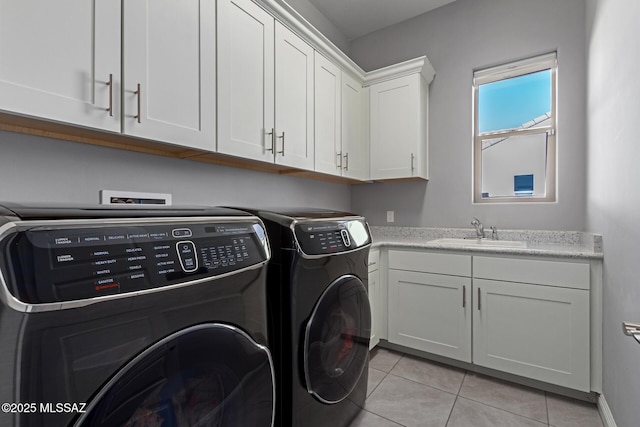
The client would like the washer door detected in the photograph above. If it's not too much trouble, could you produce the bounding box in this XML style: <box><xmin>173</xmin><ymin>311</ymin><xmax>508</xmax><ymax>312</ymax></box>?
<box><xmin>304</xmin><ymin>275</ymin><xmax>372</xmax><ymax>404</ymax></box>
<box><xmin>75</xmin><ymin>324</ymin><xmax>275</xmax><ymax>427</ymax></box>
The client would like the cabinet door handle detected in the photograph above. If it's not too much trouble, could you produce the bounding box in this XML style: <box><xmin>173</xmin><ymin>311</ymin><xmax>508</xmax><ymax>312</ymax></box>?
<box><xmin>336</xmin><ymin>151</ymin><xmax>342</xmax><ymax>169</ymax></box>
<box><xmin>478</xmin><ymin>288</ymin><xmax>481</xmax><ymax>310</ymax></box>
<box><xmin>622</xmin><ymin>321</ymin><xmax>640</xmax><ymax>344</ymax></box>
<box><xmin>411</xmin><ymin>153</ymin><xmax>415</xmax><ymax>174</ymax></box>
<box><xmin>134</xmin><ymin>83</ymin><xmax>141</xmax><ymax>123</ymax></box>
<box><xmin>462</xmin><ymin>285</ymin><xmax>466</xmax><ymax>308</ymax></box>
<box><xmin>344</xmin><ymin>152</ymin><xmax>349</xmax><ymax>171</ymax></box>
<box><xmin>106</xmin><ymin>73</ymin><xmax>113</xmax><ymax>117</ymax></box>
<box><xmin>266</xmin><ymin>128</ymin><xmax>275</xmax><ymax>153</ymax></box>
<box><xmin>277</xmin><ymin>132</ymin><xmax>285</xmax><ymax>155</ymax></box>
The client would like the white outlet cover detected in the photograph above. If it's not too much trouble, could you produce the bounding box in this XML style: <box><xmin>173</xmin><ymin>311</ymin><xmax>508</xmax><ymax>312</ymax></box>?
<box><xmin>386</xmin><ymin>211</ymin><xmax>394</xmax><ymax>222</ymax></box>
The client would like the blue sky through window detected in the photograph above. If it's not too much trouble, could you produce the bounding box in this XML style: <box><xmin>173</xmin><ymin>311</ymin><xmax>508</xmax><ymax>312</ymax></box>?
<box><xmin>478</xmin><ymin>69</ymin><xmax>551</xmax><ymax>133</ymax></box>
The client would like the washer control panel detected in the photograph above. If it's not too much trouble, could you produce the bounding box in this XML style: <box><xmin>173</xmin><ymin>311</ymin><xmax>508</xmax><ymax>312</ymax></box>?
<box><xmin>1</xmin><ymin>220</ymin><xmax>269</xmax><ymax>304</ymax></box>
<box><xmin>293</xmin><ymin>218</ymin><xmax>370</xmax><ymax>256</ymax></box>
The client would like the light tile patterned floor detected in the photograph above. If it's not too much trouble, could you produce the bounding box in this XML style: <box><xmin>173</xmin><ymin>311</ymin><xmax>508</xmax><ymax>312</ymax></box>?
<box><xmin>350</xmin><ymin>348</ymin><xmax>604</xmax><ymax>427</ymax></box>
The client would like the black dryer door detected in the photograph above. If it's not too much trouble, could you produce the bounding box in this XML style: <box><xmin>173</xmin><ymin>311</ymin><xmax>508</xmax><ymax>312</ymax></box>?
<box><xmin>75</xmin><ymin>324</ymin><xmax>275</xmax><ymax>427</ymax></box>
<box><xmin>304</xmin><ymin>275</ymin><xmax>371</xmax><ymax>404</ymax></box>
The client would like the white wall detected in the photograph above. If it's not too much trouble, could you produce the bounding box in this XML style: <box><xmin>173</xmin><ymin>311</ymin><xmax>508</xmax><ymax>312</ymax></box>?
<box><xmin>0</xmin><ymin>131</ymin><xmax>351</xmax><ymax>210</ymax></box>
<box><xmin>586</xmin><ymin>1</ymin><xmax>640</xmax><ymax>426</ymax></box>
<box><xmin>349</xmin><ymin>0</ymin><xmax>587</xmax><ymax>229</ymax></box>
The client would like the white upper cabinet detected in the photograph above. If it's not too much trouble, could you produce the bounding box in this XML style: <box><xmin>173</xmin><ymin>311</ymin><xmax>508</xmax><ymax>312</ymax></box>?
<box><xmin>367</xmin><ymin>57</ymin><xmax>434</xmax><ymax>181</ymax></box>
<box><xmin>0</xmin><ymin>0</ymin><xmax>215</xmax><ymax>150</ymax></box>
<box><xmin>123</xmin><ymin>0</ymin><xmax>216</xmax><ymax>150</ymax></box>
<box><xmin>0</xmin><ymin>0</ymin><xmax>121</xmax><ymax>132</ymax></box>
<box><xmin>218</xmin><ymin>1</ymin><xmax>314</xmax><ymax>169</ymax></box>
<box><xmin>274</xmin><ymin>22</ymin><xmax>314</xmax><ymax>169</ymax></box>
<box><xmin>217</xmin><ymin>0</ymin><xmax>275</xmax><ymax>162</ymax></box>
<box><xmin>0</xmin><ymin>0</ymin><xmax>433</xmax><ymax>182</ymax></box>
<box><xmin>314</xmin><ymin>54</ymin><xmax>368</xmax><ymax>180</ymax></box>
<box><xmin>341</xmin><ymin>72</ymin><xmax>368</xmax><ymax>180</ymax></box>
<box><xmin>314</xmin><ymin>53</ymin><xmax>342</xmax><ymax>175</ymax></box>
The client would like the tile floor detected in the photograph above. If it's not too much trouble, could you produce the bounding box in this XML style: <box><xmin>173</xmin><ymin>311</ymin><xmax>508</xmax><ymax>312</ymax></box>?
<box><xmin>349</xmin><ymin>348</ymin><xmax>604</xmax><ymax>427</ymax></box>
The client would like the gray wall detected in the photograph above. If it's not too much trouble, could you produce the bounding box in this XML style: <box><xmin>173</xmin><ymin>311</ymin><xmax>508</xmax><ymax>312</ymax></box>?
<box><xmin>586</xmin><ymin>0</ymin><xmax>640</xmax><ymax>425</ymax></box>
<box><xmin>349</xmin><ymin>0</ymin><xmax>587</xmax><ymax>229</ymax></box>
<box><xmin>275</xmin><ymin>0</ymin><xmax>351</xmax><ymax>54</ymax></box>
<box><xmin>0</xmin><ymin>131</ymin><xmax>351</xmax><ymax>210</ymax></box>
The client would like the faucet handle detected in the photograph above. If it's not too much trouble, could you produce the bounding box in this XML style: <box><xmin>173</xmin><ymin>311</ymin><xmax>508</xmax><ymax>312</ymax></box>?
<box><xmin>490</xmin><ymin>226</ymin><xmax>498</xmax><ymax>240</ymax></box>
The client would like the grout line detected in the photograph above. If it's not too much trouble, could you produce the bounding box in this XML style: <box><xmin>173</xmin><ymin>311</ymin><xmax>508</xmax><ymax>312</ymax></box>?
<box><xmin>444</xmin><ymin>394</ymin><xmax>460</xmax><ymax>427</ymax></box>
<box><xmin>367</xmin><ymin>368</ymin><xmax>388</xmax><ymax>398</ymax></box>
<box><xmin>454</xmin><ymin>395</ymin><xmax>549</xmax><ymax>425</ymax></box>
<box><xmin>545</xmin><ymin>392</ymin><xmax>550</xmax><ymax>426</ymax></box>
<box><xmin>365</xmin><ymin>410</ymin><xmax>407</xmax><ymax>427</ymax></box>
<box><xmin>386</xmin><ymin>372</ymin><xmax>458</xmax><ymax>397</ymax></box>
<box><xmin>388</xmin><ymin>352</ymin><xmax>403</xmax><ymax>372</ymax></box>
<box><xmin>456</xmin><ymin>369</ymin><xmax>468</xmax><ymax>395</ymax></box>
<box><xmin>445</xmin><ymin>370</ymin><xmax>469</xmax><ymax>426</ymax></box>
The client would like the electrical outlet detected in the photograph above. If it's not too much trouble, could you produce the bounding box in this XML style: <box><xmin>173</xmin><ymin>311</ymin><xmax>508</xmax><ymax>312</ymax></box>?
<box><xmin>386</xmin><ymin>211</ymin><xmax>394</xmax><ymax>223</ymax></box>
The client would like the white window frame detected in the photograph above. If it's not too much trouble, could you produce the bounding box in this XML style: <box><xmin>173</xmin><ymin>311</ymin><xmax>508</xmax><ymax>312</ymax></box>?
<box><xmin>473</xmin><ymin>52</ymin><xmax>557</xmax><ymax>203</ymax></box>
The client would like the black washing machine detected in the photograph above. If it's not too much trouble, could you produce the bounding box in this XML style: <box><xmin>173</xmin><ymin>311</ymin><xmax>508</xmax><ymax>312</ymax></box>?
<box><xmin>241</xmin><ymin>208</ymin><xmax>372</xmax><ymax>427</ymax></box>
<box><xmin>0</xmin><ymin>203</ymin><xmax>275</xmax><ymax>427</ymax></box>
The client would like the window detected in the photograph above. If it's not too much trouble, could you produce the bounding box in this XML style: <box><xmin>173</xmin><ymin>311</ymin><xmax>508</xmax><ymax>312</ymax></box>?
<box><xmin>473</xmin><ymin>53</ymin><xmax>557</xmax><ymax>203</ymax></box>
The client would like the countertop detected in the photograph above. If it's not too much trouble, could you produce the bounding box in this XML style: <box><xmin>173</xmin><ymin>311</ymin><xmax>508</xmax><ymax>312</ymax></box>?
<box><xmin>369</xmin><ymin>226</ymin><xmax>603</xmax><ymax>260</ymax></box>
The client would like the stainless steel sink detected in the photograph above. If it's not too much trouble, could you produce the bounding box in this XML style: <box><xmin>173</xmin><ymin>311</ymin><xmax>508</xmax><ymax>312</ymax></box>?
<box><xmin>430</xmin><ymin>238</ymin><xmax>527</xmax><ymax>248</ymax></box>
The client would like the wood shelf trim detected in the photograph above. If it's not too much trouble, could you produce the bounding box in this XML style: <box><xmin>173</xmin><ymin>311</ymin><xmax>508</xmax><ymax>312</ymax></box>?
<box><xmin>0</xmin><ymin>112</ymin><xmax>365</xmax><ymax>185</ymax></box>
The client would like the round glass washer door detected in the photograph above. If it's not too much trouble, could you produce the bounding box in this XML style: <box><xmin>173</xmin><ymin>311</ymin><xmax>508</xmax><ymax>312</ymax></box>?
<box><xmin>75</xmin><ymin>323</ymin><xmax>275</xmax><ymax>427</ymax></box>
<box><xmin>304</xmin><ymin>274</ymin><xmax>372</xmax><ymax>404</ymax></box>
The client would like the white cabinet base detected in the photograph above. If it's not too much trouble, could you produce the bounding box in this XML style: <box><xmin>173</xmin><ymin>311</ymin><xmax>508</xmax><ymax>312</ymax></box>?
<box><xmin>473</xmin><ymin>278</ymin><xmax>590</xmax><ymax>392</ymax></box>
<box><xmin>388</xmin><ymin>270</ymin><xmax>471</xmax><ymax>362</ymax></box>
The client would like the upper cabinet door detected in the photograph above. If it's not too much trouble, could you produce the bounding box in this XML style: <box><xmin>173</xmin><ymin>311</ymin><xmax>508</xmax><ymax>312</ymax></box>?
<box><xmin>217</xmin><ymin>0</ymin><xmax>274</xmax><ymax>162</ymax></box>
<box><xmin>342</xmin><ymin>72</ymin><xmax>368</xmax><ymax>180</ymax></box>
<box><xmin>274</xmin><ymin>22</ymin><xmax>314</xmax><ymax>169</ymax></box>
<box><xmin>314</xmin><ymin>53</ymin><xmax>341</xmax><ymax>176</ymax></box>
<box><xmin>123</xmin><ymin>0</ymin><xmax>216</xmax><ymax>150</ymax></box>
<box><xmin>0</xmin><ymin>0</ymin><xmax>121</xmax><ymax>132</ymax></box>
<box><xmin>370</xmin><ymin>74</ymin><xmax>426</xmax><ymax>180</ymax></box>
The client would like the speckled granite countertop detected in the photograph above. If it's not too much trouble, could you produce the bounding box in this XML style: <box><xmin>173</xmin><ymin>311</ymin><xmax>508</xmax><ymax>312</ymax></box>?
<box><xmin>369</xmin><ymin>226</ymin><xmax>603</xmax><ymax>260</ymax></box>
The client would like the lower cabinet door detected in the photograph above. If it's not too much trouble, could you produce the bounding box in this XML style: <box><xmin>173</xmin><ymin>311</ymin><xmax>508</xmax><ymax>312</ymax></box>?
<box><xmin>388</xmin><ymin>270</ymin><xmax>471</xmax><ymax>362</ymax></box>
<box><xmin>473</xmin><ymin>279</ymin><xmax>590</xmax><ymax>391</ymax></box>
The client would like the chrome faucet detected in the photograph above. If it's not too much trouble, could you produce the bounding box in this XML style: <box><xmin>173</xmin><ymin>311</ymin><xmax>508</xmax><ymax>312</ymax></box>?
<box><xmin>471</xmin><ymin>217</ymin><xmax>485</xmax><ymax>239</ymax></box>
<box><xmin>490</xmin><ymin>226</ymin><xmax>498</xmax><ymax>240</ymax></box>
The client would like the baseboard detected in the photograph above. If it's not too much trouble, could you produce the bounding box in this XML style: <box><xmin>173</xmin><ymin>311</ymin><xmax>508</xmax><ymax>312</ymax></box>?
<box><xmin>598</xmin><ymin>394</ymin><xmax>617</xmax><ymax>427</ymax></box>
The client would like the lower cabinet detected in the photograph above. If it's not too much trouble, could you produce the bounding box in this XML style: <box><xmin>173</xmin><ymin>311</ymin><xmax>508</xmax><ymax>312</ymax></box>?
<box><xmin>386</xmin><ymin>249</ymin><xmax>592</xmax><ymax>392</ymax></box>
<box><xmin>473</xmin><ymin>278</ymin><xmax>590</xmax><ymax>391</ymax></box>
<box><xmin>388</xmin><ymin>270</ymin><xmax>471</xmax><ymax>361</ymax></box>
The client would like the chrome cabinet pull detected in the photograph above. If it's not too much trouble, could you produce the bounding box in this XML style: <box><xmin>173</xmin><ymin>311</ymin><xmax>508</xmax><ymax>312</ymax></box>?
<box><xmin>344</xmin><ymin>152</ymin><xmax>349</xmax><ymax>171</ymax></box>
<box><xmin>277</xmin><ymin>132</ymin><xmax>285</xmax><ymax>155</ymax></box>
<box><xmin>106</xmin><ymin>73</ymin><xmax>113</xmax><ymax>117</ymax></box>
<box><xmin>462</xmin><ymin>285</ymin><xmax>466</xmax><ymax>308</ymax></box>
<box><xmin>336</xmin><ymin>151</ymin><xmax>342</xmax><ymax>169</ymax></box>
<box><xmin>478</xmin><ymin>288</ymin><xmax>481</xmax><ymax>310</ymax></box>
<box><xmin>266</xmin><ymin>128</ymin><xmax>275</xmax><ymax>153</ymax></box>
<box><xmin>411</xmin><ymin>153</ymin><xmax>415</xmax><ymax>173</ymax></box>
<box><xmin>134</xmin><ymin>83</ymin><xmax>141</xmax><ymax>123</ymax></box>
<box><xmin>623</xmin><ymin>321</ymin><xmax>640</xmax><ymax>344</ymax></box>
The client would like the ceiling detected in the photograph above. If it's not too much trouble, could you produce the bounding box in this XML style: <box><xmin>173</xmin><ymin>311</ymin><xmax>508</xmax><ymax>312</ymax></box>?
<box><xmin>306</xmin><ymin>0</ymin><xmax>456</xmax><ymax>40</ymax></box>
